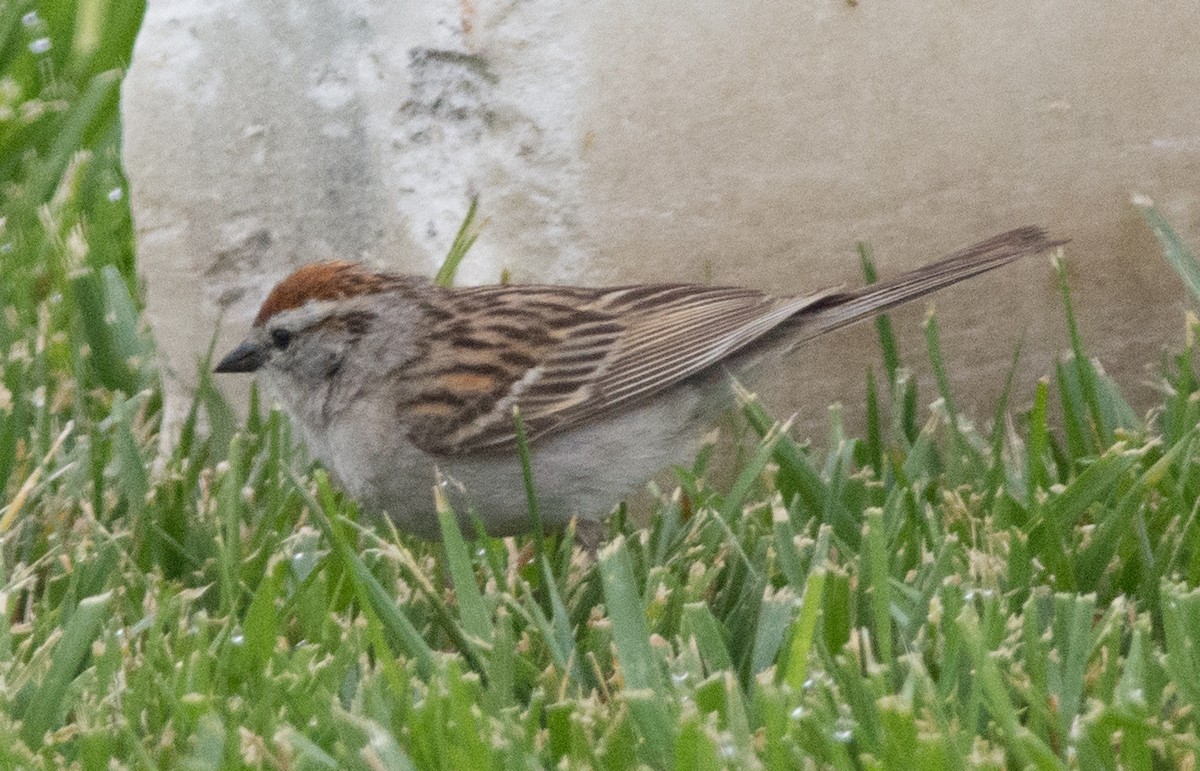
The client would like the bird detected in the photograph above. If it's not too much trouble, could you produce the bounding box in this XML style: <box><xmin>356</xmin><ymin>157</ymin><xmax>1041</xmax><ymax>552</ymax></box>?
<box><xmin>215</xmin><ymin>226</ymin><xmax>1061</xmax><ymax>539</ymax></box>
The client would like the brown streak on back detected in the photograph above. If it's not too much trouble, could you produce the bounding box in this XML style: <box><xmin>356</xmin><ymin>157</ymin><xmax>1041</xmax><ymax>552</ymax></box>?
<box><xmin>439</xmin><ymin>372</ymin><xmax>503</xmax><ymax>394</ymax></box>
<box><xmin>407</xmin><ymin>402</ymin><xmax>459</xmax><ymax>419</ymax></box>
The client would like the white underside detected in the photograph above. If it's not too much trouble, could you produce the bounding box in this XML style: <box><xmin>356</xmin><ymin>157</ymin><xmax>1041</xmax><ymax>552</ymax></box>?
<box><xmin>302</xmin><ymin>378</ymin><xmax>720</xmax><ymax>539</ymax></box>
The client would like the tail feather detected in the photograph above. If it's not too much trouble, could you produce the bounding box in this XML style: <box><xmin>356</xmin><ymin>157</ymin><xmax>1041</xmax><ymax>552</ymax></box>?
<box><xmin>793</xmin><ymin>226</ymin><xmax>1065</xmax><ymax>341</ymax></box>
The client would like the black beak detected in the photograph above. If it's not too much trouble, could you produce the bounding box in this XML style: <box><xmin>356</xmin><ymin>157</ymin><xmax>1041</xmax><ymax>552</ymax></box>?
<box><xmin>214</xmin><ymin>340</ymin><xmax>267</xmax><ymax>373</ymax></box>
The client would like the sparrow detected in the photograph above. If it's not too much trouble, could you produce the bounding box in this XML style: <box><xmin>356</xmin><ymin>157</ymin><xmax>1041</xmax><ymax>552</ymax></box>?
<box><xmin>215</xmin><ymin>226</ymin><xmax>1061</xmax><ymax>538</ymax></box>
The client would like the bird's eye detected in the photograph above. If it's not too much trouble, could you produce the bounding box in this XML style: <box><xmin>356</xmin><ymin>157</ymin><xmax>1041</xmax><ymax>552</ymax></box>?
<box><xmin>270</xmin><ymin>328</ymin><xmax>293</xmax><ymax>350</ymax></box>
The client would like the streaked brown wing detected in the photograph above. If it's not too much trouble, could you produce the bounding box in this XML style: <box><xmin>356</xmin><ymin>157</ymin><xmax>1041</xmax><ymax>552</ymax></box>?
<box><xmin>552</xmin><ymin>283</ymin><xmax>834</xmax><ymax>432</ymax></box>
<box><xmin>401</xmin><ymin>282</ymin><xmax>834</xmax><ymax>455</ymax></box>
<box><xmin>399</xmin><ymin>225</ymin><xmax>1060</xmax><ymax>456</ymax></box>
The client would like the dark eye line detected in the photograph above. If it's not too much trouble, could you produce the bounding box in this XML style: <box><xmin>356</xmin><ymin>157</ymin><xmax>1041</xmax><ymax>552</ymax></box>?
<box><xmin>271</xmin><ymin>328</ymin><xmax>293</xmax><ymax>350</ymax></box>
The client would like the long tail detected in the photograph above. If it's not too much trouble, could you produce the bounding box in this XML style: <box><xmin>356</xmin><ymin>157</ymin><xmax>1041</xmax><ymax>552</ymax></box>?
<box><xmin>793</xmin><ymin>226</ymin><xmax>1065</xmax><ymax>342</ymax></box>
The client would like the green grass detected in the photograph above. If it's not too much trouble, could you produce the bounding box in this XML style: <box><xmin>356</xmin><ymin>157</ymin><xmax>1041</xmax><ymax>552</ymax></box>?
<box><xmin>6</xmin><ymin>2</ymin><xmax>1200</xmax><ymax>767</ymax></box>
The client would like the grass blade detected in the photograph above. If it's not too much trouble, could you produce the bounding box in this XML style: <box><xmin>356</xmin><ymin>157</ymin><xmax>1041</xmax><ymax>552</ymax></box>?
<box><xmin>299</xmin><ymin>471</ymin><xmax>435</xmax><ymax>678</ymax></box>
<box><xmin>434</xmin><ymin>197</ymin><xmax>483</xmax><ymax>287</ymax></box>
<box><xmin>1135</xmin><ymin>197</ymin><xmax>1200</xmax><ymax>302</ymax></box>
<box><xmin>435</xmin><ymin>483</ymin><xmax>492</xmax><ymax>645</ymax></box>
<box><xmin>19</xmin><ymin>592</ymin><xmax>113</xmax><ymax>747</ymax></box>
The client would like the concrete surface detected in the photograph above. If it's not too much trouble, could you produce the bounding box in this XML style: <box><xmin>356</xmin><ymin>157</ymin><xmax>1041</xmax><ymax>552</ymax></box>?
<box><xmin>122</xmin><ymin>0</ymin><xmax>1200</xmax><ymax>442</ymax></box>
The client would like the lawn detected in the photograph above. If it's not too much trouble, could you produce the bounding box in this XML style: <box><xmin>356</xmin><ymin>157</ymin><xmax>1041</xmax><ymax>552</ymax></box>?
<box><xmin>3</xmin><ymin>2</ymin><xmax>1200</xmax><ymax>768</ymax></box>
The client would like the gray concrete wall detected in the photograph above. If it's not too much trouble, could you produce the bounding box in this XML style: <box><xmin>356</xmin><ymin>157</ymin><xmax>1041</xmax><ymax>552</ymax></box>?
<box><xmin>123</xmin><ymin>0</ymin><xmax>1200</xmax><ymax>438</ymax></box>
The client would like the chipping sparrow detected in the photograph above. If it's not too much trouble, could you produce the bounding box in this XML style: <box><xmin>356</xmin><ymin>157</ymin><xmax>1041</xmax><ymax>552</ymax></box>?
<box><xmin>215</xmin><ymin>227</ymin><xmax>1060</xmax><ymax>539</ymax></box>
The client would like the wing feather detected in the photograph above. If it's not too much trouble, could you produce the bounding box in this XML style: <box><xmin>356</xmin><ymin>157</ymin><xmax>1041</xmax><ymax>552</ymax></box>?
<box><xmin>399</xmin><ymin>225</ymin><xmax>1061</xmax><ymax>456</ymax></box>
<box><xmin>407</xmin><ymin>282</ymin><xmax>834</xmax><ymax>455</ymax></box>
